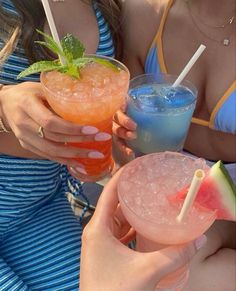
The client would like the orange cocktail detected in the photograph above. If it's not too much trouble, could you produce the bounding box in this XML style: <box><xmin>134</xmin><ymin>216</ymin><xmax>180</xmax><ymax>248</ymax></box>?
<box><xmin>41</xmin><ymin>56</ymin><xmax>129</xmax><ymax>181</ymax></box>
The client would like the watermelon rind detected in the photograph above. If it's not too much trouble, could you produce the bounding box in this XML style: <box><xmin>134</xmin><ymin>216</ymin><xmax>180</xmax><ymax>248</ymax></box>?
<box><xmin>209</xmin><ymin>161</ymin><xmax>236</xmax><ymax>220</ymax></box>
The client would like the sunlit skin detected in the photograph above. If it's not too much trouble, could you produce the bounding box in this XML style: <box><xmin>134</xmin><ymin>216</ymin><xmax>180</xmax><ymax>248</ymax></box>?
<box><xmin>113</xmin><ymin>1</ymin><xmax>236</xmax><ymax>290</ymax></box>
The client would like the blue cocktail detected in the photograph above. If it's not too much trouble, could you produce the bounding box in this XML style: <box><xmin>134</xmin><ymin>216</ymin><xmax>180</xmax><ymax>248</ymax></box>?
<box><xmin>127</xmin><ymin>74</ymin><xmax>197</xmax><ymax>156</ymax></box>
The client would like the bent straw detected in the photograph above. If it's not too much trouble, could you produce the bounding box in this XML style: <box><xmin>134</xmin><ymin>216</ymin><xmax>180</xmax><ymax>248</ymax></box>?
<box><xmin>177</xmin><ymin>169</ymin><xmax>205</xmax><ymax>222</ymax></box>
<box><xmin>41</xmin><ymin>0</ymin><xmax>65</xmax><ymax>65</ymax></box>
<box><xmin>172</xmin><ymin>44</ymin><xmax>206</xmax><ymax>88</ymax></box>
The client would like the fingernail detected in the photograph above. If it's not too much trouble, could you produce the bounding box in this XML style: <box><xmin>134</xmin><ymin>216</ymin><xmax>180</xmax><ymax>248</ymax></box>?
<box><xmin>128</xmin><ymin>151</ymin><xmax>135</xmax><ymax>159</ymax></box>
<box><xmin>82</xmin><ymin>126</ymin><xmax>99</xmax><ymax>135</ymax></box>
<box><xmin>70</xmin><ymin>166</ymin><xmax>87</xmax><ymax>175</ymax></box>
<box><xmin>88</xmin><ymin>151</ymin><xmax>105</xmax><ymax>159</ymax></box>
<box><xmin>195</xmin><ymin>235</ymin><xmax>207</xmax><ymax>250</ymax></box>
<box><xmin>126</xmin><ymin>131</ymin><xmax>137</xmax><ymax>139</ymax></box>
<box><xmin>127</xmin><ymin>120</ymin><xmax>137</xmax><ymax>130</ymax></box>
<box><xmin>95</xmin><ymin>132</ymin><xmax>112</xmax><ymax>141</ymax></box>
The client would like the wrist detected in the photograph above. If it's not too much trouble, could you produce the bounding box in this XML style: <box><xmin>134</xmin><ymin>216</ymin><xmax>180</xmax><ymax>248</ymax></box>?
<box><xmin>0</xmin><ymin>85</ymin><xmax>12</xmax><ymax>133</ymax></box>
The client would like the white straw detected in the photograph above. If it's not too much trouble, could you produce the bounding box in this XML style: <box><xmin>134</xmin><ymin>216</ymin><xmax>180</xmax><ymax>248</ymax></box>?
<box><xmin>41</xmin><ymin>0</ymin><xmax>65</xmax><ymax>65</ymax></box>
<box><xmin>172</xmin><ymin>44</ymin><xmax>206</xmax><ymax>88</ymax></box>
<box><xmin>177</xmin><ymin>169</ymin><xmax>205</xmax><ymax>223</ymax></box>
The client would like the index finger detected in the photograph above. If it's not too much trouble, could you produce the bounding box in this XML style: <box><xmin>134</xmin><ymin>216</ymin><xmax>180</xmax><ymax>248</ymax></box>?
<box><xmin>113</xmin><ymin>109</ymin><xmax>137</xmax><ymax>131</ymax></box>
<box><xmin>27</xmin><ymin>95</ymin><xmax>97</xmax><ymax>135</ymax></box>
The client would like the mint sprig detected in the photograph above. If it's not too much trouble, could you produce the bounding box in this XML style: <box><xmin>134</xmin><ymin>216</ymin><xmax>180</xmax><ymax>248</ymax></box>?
<box><xmin>17</xmin><ymin>31</ymin><xmax>119</xmax><ymax>79</ymax></box>
<box><xmin>17</xmin><ymin>60</ymin><xmax>63</xmax><ymax>79</ymax></box>
<box><xmin>61</xmin><ymin>34</ymin><xmax>85</xmax><ymax>61</ymax></box>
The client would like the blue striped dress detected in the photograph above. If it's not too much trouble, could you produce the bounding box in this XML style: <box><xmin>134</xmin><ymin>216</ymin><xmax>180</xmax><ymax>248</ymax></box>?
<box><xmin>0</xmin><ymin>0</ymin><xmax>115</xmax><ymax>290</ymax></box>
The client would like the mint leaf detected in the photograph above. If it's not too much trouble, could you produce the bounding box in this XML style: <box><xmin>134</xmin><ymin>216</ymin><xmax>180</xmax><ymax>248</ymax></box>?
<box><xmin>18</xmin><ymin>31</ymin><xmax>119</xmax><ymax>80</ymax></box>
<box><xmin>61</xmin><ymin>64</ymin><xmax>80</xmax><ymax>79</ymax></box>
<box><xmin>93</xmin><ymin>58</ymin><xmax>120</xmax><ymax>72</ymax></box>
<box><xmin>17</xmin><ymin>61</ymin><xmax>62</xmax><ymax>79</ymax></box>
<box><xmin>73</xmin><ymin>57</ymin><xmax>93</xmax><ymax>68</ymax></box>
<box><xmin>61</xmin><ymin>34</ymin><xmax>85</xmax><ymax>62</ymax></box>
<box><xmin>36</xmin><ymin>30</ymin><xmax>66</xmax><ymax>62</ymax></box>
<box><xmin>73</xmin><ymin>57</ymin><xmax>120</xmax><ymax>72</ymax></box>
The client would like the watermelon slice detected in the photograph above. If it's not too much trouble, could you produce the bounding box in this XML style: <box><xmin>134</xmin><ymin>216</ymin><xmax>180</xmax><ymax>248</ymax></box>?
<box><xmin>170</xmin><ymin>161</ymin><xmax>236</xmax><ymax>221</ymax></box>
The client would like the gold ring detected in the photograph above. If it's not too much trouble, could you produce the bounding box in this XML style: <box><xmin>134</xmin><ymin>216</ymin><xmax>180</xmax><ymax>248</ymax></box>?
<box><xmin>37</xmin><ymin>126</ymin><xmax>45</xmax><ymax>138</ymax></box>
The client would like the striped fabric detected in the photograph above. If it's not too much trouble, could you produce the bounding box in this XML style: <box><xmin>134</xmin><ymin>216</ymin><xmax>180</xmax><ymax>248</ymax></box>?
<box><xmin>0</xmin><ymin>0</ymin><xmax>115</xmax><ymax>84</ymax></box>
<box><xmin>94</xmin><ymin>2</ymin><xmax>115</xmax><ymax>57</ymax></box>
<box><xmin>0</xmin><ymin>156</ymin><xmax>82</xmax><ymax>291</ymax></box>
<box><xmin>0</xmin><ymin>0</ymin><xmax>115</xmax><ymax>290</ymax></box>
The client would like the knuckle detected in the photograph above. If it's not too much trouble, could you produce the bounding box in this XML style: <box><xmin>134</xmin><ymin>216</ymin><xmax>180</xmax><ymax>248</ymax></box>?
<box><xmin>117</xmin><ymin>127</ymin><xmax>126</xmax><ymax>137</ymax></box>
<box><xmin>18</xmin><ymin>140</ymin><xmax>29</xmax><ymax>150</ymax></box>
<box><xmin>14</xmin><ymin>128</ymin><xmax>25</xmax><ymax>140</ymax></box>
<box><xmin>46</xmin><ymin>132</ymin><xmax>59</xmax><ymax>142</ymax></box>
<box><xmin>42</xmin><ymin>115</ymin><xmax>55</xmax><ymax>130</ymax></box>
<box><xmin>124</xmin><ymin>118</ymin><xmax>131</xmax><ymax>128</ymax></box>
<box><xmin>113</xmin><ymin>111</ymin><xmax>120</xmax><ymax>122</ymax></box>
<box><xmin>81</xmin><ymin>226</ymin><xmax>97</xmax><ymax>243</ymax></box>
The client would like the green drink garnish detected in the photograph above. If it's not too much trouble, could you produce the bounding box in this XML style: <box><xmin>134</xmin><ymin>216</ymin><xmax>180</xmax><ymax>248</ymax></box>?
<box><xmin>17</xmin><ymin>30</ymin><xmax>119</xmax><ymax>79</ymax></box>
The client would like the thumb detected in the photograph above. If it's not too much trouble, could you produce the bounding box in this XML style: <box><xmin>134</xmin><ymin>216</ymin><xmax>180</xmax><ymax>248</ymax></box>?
<box><xmin>140</xmin><ymin>235</ymin><xmax>207</xmax><ymax>285</ymax></box>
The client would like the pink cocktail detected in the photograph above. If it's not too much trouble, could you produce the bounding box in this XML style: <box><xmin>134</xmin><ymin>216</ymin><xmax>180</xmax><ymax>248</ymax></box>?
<box><xmin>118</xmin><ymin>152</ymin><xmax>217</xmax><ymax>290</ymax></box>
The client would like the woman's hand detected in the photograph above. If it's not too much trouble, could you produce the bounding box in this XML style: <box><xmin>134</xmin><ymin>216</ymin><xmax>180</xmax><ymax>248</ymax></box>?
<box><xmin>0</xmin><ymin>82</ymin><xmax>110</xmax><ymax>166</ymax></box>
<box><xmin>112</xmin><ymin>105</ymin><xmax>137</xmax><ymax>164</ymax></box>
<box><xmin>80</xmin><ymin>170</ymin><xmax>207</xmax><ymax>291</ymax></box>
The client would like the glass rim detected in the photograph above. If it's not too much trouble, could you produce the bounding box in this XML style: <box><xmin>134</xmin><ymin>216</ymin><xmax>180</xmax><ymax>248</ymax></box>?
<box><xmin>128</xmin><ymin>73</ymin><xmax>198</xmax><ymax>111</ymax></box>
<box><xmin>40</xmin><ymin>54</ymin><xmax>130</xmax><ymax>101</ymax></box>
<box><xmin>130</xmin><ymin>73</ymin><xmax>198</xmax><ymax>91</ymax></box>
<box><xmin>117</xmin><ymin>152</ymin><xmax>217</xmax><ymax>226</ymax></box>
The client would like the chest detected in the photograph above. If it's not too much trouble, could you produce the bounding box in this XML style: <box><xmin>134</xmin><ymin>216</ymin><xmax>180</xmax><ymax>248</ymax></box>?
<box><xmin>45</xmin><ymin>1</ymin><xmax>99</xmax><ymax>54</ymax></box>
<box><xmin>156</xmin><ymin>4</ymin><xmax>235</xmax><ymax>118</ymax></box>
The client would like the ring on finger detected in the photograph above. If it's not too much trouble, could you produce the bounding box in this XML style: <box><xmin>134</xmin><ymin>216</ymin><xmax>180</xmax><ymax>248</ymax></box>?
<box><xmin>37</xmin><ymin>126</ymin><xmax>45</xmax><ymax>139</ymax></box>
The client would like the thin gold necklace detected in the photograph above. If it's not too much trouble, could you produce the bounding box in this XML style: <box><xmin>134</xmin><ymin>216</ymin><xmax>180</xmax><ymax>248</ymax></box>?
<box><xmin>186</xmin><ymin>2</ymin><xmax>235</xmax><ymax>46</ymax></box>
<box><xmin>186</xmin><ymin>2</ymin><xmax>235</xmax><ymax>29</ymax></box>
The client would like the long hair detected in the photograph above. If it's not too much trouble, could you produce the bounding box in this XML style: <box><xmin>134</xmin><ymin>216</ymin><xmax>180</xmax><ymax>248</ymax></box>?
<box><xmin>0</xmin><ymin>2</ymin><xmax>21</xmax><ymax>65</ymax></box>
<box><xmin>0</xmin><ymin>0</ymin><xmax>123</xmax><ymax>65</ymax></box>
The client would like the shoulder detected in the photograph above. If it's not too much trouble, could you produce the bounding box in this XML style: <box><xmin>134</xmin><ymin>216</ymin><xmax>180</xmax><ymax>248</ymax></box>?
<box><xmin>121</xmin><ymin>0</ymin><xmax>168</xmax><ymax>75</ymax></box>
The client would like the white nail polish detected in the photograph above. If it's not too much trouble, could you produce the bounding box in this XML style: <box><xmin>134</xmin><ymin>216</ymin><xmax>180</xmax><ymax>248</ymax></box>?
<box><xmin>95</xmin><ymin>132</ymin><xmax>111</xmax><ymax>141</ymax></box>
<box><xmin>195</xmin><ymin>235</ymin><xmax>207</xmax><ymax>250</ymax></box>
<box><xmin>70</xmin><ymin>166</ymin><xmax>87</xmax><ymax>175</ymax></box>
<box><xmin>88</xmin><ymin>151</ymin><xmax>104</xmax><ymax>159</ymax></box>
<box><xmin>82</xmin><ymin>126</ymin><xmax>99</xmax><ymax>135</ymax></box>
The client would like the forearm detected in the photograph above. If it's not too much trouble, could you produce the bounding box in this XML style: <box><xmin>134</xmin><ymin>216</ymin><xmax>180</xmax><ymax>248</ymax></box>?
<box><xmin>0</xmin><ymin>84</ymin><xmax>32</xmax><ymax>158</ymax></box>
<box><xmin>0</xmin><ymin>84</ymin><xmax>12</xmax><ymax>133</ymax></box>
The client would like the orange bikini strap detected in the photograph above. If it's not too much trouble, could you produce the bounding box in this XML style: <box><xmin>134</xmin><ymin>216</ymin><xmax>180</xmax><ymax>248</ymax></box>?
<box><xmin>148</xmin><ymin>0</ymin><xmax>174</xmax><ymax>51</ymax></box>
<box><xmin>156</xmin><ymin>0</ymin><xmax>174</xmax><ymax>40</ymax></box>
<box><xmin>209</xmin><ymin>80</ymin><xmax>236</xmax><ymax>129</ymax></box>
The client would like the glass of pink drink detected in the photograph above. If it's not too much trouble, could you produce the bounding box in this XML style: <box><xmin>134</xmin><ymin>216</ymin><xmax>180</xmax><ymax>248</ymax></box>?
<box><xmin>41</xmin><ymin>56</ymin><xmax>129</xmax><ymax>182</ymax></box>
<box><xmin>118</xmin><ymin>152</ymin><xmax>217</xmax><ymax>291</ymax></box>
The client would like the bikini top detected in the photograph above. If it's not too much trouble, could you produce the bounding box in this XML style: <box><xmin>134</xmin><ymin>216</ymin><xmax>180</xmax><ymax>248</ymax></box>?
<box><xmin>145</xmin><ymin>0</ymin><xmax>236</xmax><ymax>134</ymax></box>
<box><xmin>0</xmin><ymin>0</ymin><xmax>115</xmax><ymax>84</ymax></box>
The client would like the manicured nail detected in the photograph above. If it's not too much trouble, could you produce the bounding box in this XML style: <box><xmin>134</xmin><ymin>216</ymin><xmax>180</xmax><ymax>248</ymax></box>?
<box><xmin>127</xmin><ymin>120</ymin><xmax>137</xmax><ymax>130</ymax></box>
<box><xmin>126</xmin><ymin>131</ymin><xmax>137</xmax><ymax>139</ymax></box>
<box><xmin>95</xmin><ymin>132</ymin><xmax>112</xmax><ymax>141</ymax></box>
<box><xmin>76</xmin><ymin>167</ymin><xmax>87</xmax><ymax>175</ymax></box>
<box><xmin>195</xmin><ymin>235</ymin><xmax>207</xmax><ymax>250</ymax></box>
<box><xmin>82</xmin><ymin>126</ymin><xmax>99</xmax><ymax>135</ymax></box>
<box><xmin>88</xmin><ymin>151</ymin><xmax>105</xmax><ymax>159</ymax></box>
<box><xmin>71</xmin><ymin>166</ymin><xmax>87</xmax><ymax>175</ymax></box>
